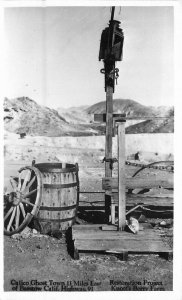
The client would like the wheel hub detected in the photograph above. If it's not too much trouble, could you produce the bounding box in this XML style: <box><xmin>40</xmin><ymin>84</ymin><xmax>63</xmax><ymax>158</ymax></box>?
<box><xmin>9</xmin><ymin>191</ymin><xmax>23</xmax><ymax>206</ymax></box>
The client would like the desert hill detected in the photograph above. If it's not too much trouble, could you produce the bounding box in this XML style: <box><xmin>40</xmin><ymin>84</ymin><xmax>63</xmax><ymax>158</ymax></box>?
<box><xmin>4</xmin><ymin>97</ymin><xmax>97</xmax><ymax>136</ymax></box>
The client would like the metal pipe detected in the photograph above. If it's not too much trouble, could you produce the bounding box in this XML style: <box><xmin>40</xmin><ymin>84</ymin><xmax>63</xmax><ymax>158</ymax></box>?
<box><xmin>111</xmin><ymin>6</ymin><xmax>115</xmax><ymax>22</ymax></box>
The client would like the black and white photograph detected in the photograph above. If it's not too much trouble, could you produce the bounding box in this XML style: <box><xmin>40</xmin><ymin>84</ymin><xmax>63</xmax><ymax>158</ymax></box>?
<box><xmin>2</xmin><ymin>0</ymin><xmax>181</xmax><ymax>296</ymax></box>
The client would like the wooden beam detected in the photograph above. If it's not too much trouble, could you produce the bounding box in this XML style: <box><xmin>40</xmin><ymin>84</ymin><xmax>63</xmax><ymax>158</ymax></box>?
<box><xmin>105</xmin><ymin>86</ymin><xmax>113</xmax><ymax>222</ymax></box>
<box><xmin>78</xmin><ymin>194</ymin><xmax>173</xmax><ymax>209</ymax></box>
<box><xmin>94</xmin><ymin>114</ymin><xmax>172</xmax><ymax>122</ymax></box>
<box><xmin>74</xmin><ymin>238</ymin><xmax>172</xmax><ymax>253</ymax></box>
<box><xmin>113</xmin><ymin>193</ymin><xmax>173</xmax><ymax>207</ymax></box>
<box><xmin>102</xmin><ymin>177</ymin><xmax>173</xmax><ymax>190</ymax></box>
<box><xmin>105</xmin><ymin>86</ymin><xmax>113</xmax><ymax>177</ymax></box>
<box><xmin>118</xmin><ymin>122</ymin><xmax>126</xmax><ymax>230</ymax></box>
<box><xmin>94</xmin><ymin>113</ymin><xmax>126</xmax><ymax>123</ymax></box>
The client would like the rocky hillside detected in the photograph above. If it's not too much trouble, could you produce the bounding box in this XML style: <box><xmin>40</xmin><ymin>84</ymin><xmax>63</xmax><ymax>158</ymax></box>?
<box><xmin>4</xmin><ymin>97</ymin><xmax>97</xmax><ymax>136</ymax></box>
<box><xmin>57</xmin><ymin>105</ymin><xmax>92</xmax><ymax>124</ymax></box>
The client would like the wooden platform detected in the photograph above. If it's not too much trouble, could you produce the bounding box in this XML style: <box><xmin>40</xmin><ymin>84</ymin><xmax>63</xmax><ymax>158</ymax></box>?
<box><xmin>72</xmin><ymin>224</ymin><xmax>172</xmax><ymax>260</ymax></box>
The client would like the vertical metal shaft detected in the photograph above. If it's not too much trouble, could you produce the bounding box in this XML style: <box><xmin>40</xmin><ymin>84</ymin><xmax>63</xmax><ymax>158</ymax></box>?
<box><xmin>111</xmin><ymin>6</ymin><xmax>115</xmax><ymax>22</ymax></box>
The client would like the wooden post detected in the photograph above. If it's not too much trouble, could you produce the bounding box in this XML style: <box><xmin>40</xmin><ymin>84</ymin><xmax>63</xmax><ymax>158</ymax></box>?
<box><xmin>105</xmin><ymin>85</ymin><xmax>113</xmax><ymax>222</ymax></box>
<box><xmin>105</xmin><ymin>86</ymin><xmax>113</xmax><ymax>177</ymax></box>
<box><xmin>117</xmin><ymin>121</ymin><xmax>126</xmax><ymax>231</ymax></box>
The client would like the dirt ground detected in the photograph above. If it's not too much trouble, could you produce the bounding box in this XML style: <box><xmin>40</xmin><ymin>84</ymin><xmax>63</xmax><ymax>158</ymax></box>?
<box><xmin>4</xmin><ymin>162</ymin><xmax>173</xmax><ymax>292</ymax></box>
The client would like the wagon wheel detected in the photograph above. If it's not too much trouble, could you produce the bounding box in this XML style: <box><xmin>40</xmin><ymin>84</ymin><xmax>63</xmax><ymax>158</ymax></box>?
<box><xmin>4</xmin><ymin>166</ymin><xmax>42</xmax><ymax>236</ymax></box>
<box><xmin>128</xmin><ymin>160</ymin><xmax>174</xmax><ymax>195</ymax></box>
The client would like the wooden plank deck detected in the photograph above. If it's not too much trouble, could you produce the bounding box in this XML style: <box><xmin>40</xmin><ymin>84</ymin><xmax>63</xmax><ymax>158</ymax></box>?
<box><xmin>72</xmin><ymin>224</ymin><xmax>172</xmax><ymax>260</ymax></box>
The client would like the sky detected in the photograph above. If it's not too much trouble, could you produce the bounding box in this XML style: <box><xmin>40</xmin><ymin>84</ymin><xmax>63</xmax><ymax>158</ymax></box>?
<box><xmin>4</xmin><ymin>6</ymin><xmax>174</xmax><ymax>109</ymax></box>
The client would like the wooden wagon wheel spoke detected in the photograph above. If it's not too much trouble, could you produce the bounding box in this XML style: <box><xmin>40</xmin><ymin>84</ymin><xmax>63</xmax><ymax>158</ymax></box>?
<box><xmin>10</xmin><ymin>177</ymin><xmax>18</xmax><ymax>191</ymax></box>
<box><xmin>15</xmin><ymin>206</ymin><xmax>20</xmax><ymax>229</ymax></box>
<box><xmin>17</xmin><ymin>172</ymin><xmax>22</xmax><ymax>191</ymax></box>
<box><xmin>21</xmin><ymin>170</ymin><xmax>31</xmax><ymax>192</ymax></box>
<box><xmin>19</xmin><ymin>202</ymin><xmax>26</xmax><ymax>218</ymax></box>
<box><xmin>7</xmin><ymin>207</ymin><xmax>16</xmax><ymax>231</ymax></box>
<box><xmin>26</xmin><ymin>176</ymin><xmax>36</xmax><ymax>190</ymax></box>
<box><xmin>21</xmin><ymin>199</ymin><xmax>35</xmax><ymax>207</ymax></box>
<box><xmin>4</xmin><ymin>206</ymin><xmax>14</xmax><ymax>221</ymax></box>
<box><xmin>24</xmin><ymin>188</ymin><xmax>37</xmax><ymax>198</ymax></box>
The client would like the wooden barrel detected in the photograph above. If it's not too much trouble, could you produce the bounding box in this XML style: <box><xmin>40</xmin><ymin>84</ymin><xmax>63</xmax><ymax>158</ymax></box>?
<box><xmin>35</xmin><ymin>163</ymin><xmax>79</xmax><ymax>234</ymax></box>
